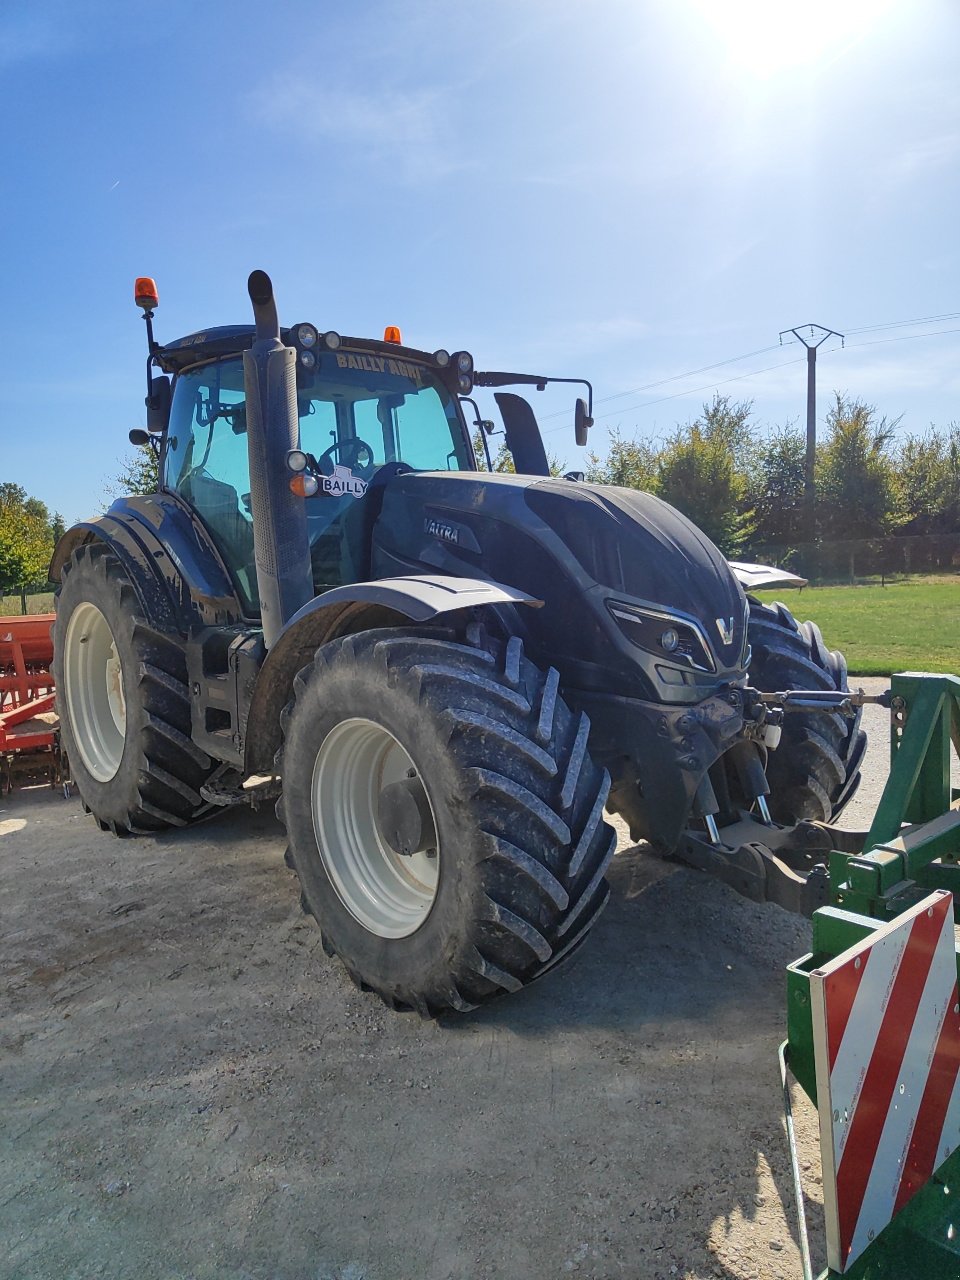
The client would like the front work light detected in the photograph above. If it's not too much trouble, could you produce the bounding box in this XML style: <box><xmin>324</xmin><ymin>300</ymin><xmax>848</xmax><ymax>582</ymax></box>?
<box><xmin>286</xmin><ymin>449</ymin><xmax>308</xmax><ymax>473</ymax></box>
<box><xmin>433</xmin><ymin>349</ymin><xmax>450</xmax><ymax>367</ymax></box>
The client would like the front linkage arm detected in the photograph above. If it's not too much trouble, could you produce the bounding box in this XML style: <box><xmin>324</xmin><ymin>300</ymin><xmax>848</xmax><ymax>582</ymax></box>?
<box><xmin>673</xmin><ymin>684</ymin><xmax>897</xmax><ymax>918</ymax></box>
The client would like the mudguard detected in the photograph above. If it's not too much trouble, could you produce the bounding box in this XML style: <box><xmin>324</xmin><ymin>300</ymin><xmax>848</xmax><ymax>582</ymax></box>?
<box><xmin>49</xmin><ymin>494</ymin><xmax>246</xmax><ymax>633</ymax></box>
<box><xmin>243</xmin><ymin>574</ymin><xmax>541</xmax><ymax>773</ymax></box>
<box><xmin>728</xmin><ymin>560</ymin><xmax>808</xmax><ymax>591</ymax></box>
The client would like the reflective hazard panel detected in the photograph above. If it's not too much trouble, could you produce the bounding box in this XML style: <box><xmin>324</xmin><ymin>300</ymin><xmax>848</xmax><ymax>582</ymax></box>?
<box><xmin>810</xmin><ymin>889</ymin><xmax>960</xmax><ymax>1273</ymax></box>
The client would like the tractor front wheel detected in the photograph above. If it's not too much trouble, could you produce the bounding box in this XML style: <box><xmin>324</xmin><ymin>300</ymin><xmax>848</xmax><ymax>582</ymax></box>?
<box><xmin>277</xmin><ymin>628</ymin><xmax>617</xmax><ymax>1015</ymax></box>
<box><xmin>746</xmin><ymin>598</ymin><xmax>866</xmax><ymax>823</ymax></box>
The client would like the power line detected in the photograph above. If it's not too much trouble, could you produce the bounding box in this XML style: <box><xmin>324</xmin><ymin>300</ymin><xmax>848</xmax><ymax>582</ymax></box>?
<box><xmin>542</xmin><ymin>353</ymin><xmax>808</xmax><ymax>434</ymax></box>
<box><xmin>588</xmin><ymin>343</ymin><xmax>781</xmax><ymax>405</ymax></box>
<box><xmin>538</xmin><ymin>343</ymin><xmax>781</xmax><ymax>423</ymax></box>
<box><xmin>537</xmin><ymin>315</ymin><xmax>960</xmax><ymax>437</ymax></box>
<box><xmin>845</xmin><ymin>324</ymin><xmax>960</xmax><ymax>349</ymax></box>
<box><xmin>843</xmin><ymin>311</ymin><xmax>960</xmax><ymax>336</ymax></box>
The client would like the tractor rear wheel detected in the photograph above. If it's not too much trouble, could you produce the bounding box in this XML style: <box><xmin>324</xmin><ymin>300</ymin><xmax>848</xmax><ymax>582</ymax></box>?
<box><xmin>53</xmin><ymin>542</ymin><xmax>216</xmax><ymax>835</ymax></box>
<box><xmin>746</xmin><ymin>598</ymin><xmax>866</xmax><ymax>823</ymax></box>
<box><xmin>277</xmin><ymin>628</ymin><xmax>617</xmax><ymax>1015</ymax></box>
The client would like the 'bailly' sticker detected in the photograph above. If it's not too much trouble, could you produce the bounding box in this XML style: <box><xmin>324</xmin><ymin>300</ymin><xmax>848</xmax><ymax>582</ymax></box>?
<box><xmin>320</xmin><ymin>465</ymin><xmax>367</xmax><ymax>499</ymax></box>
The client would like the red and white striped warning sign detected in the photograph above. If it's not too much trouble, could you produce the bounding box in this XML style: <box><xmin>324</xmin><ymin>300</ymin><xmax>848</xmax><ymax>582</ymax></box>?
<box><xmin>811</xmin><ymin>889</ymin><xmax>960</xmax><ymax>1273</ymax></box>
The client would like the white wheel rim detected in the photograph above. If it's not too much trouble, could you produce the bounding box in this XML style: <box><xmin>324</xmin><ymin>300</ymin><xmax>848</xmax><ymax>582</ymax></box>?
<box><xmin>311</xmin><ymin>718</ymin><xmax>440</xmax><ymax>939</ymax></box>
<box><xmin>63</xmin><ymin>602</ymin><xmax>126</xmax><ymax>782</ymax></box>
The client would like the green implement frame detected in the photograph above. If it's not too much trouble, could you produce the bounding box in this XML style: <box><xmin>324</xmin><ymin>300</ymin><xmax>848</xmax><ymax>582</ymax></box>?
<box><xmin>784</xmin><ymin>672</ymin><xmax>960</xmax><ymax>1279</ymax></box>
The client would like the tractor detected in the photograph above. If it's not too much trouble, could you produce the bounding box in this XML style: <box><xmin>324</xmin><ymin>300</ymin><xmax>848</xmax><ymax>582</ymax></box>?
<box><xmin>51</xmin><ymin>271</ymin><xmax>865</xmax><ymax>1017</ymax></box>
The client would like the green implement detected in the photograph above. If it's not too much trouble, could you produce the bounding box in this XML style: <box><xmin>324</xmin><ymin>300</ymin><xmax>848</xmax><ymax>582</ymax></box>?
<box><xmin>784</xmin><ymin>673</ymin><xmax>960</xmax><ymax>1278</ymax></box>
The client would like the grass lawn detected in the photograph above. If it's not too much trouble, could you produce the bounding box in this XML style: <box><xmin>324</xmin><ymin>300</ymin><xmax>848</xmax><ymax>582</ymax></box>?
<box><xmin>755</xmin><ymin>577</ymin><xmax>960</xmax><ymax>676</ymax></box>
<box><xmin>0</xmin><ymin>591</ymin><xmax>55</xmax><ymax>617</ymax></box>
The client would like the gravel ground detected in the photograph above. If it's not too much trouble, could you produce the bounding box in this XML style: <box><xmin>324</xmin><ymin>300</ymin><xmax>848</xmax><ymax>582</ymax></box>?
<box><xmin>0</xmin><ymin>679</ymin><xmax>925</xmax><ymax>1280</ymax></box>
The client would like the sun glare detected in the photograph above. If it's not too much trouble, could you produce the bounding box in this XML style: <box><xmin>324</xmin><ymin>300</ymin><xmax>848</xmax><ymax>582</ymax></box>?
<box><xmin>692</xmin><ymin>0</ymin><xmax>895</xmax><ymax>77</ymax></box>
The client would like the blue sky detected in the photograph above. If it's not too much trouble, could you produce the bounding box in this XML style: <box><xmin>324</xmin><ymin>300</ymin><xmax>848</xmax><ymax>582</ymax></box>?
<box><xmin>1</xmin><ymin>0</ymin><xmax>958</xmax><ymax>523</ymax></box>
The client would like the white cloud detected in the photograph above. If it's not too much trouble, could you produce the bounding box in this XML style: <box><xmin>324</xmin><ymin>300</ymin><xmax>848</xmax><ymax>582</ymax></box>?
<box><xmin>249</xmin><ymin>75</ymin><xmax>466</xmax><ymax>184</ymax></box>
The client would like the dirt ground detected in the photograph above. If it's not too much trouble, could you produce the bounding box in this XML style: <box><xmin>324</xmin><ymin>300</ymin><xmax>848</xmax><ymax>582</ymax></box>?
<box><xmin>0</xmin><ymin>682</ymin><xmax>905</xmax><ymax>1280</ymax></box>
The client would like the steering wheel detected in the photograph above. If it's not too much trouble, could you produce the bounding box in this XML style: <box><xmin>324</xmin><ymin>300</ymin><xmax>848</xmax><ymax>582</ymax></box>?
<box><xmin>317</xmin><ymin>437</ymin><xmax>376</xmax><ymax>477</ymax></box>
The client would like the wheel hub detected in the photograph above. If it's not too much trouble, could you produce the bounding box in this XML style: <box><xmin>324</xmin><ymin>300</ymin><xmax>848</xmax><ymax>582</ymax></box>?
<box><xmin>63</xmin><ymin>602</ymin><xmax>127</xmax><ymax>783</ymax></box>
<box><xmin>311</xmin><ymin>718</ymin><xmax>440</xmax><ymax>939</ymax></box>
<box><xmin>377</xmin><ymin>774</ymin><xmax>437</xmax><ymax>858</ymax></box>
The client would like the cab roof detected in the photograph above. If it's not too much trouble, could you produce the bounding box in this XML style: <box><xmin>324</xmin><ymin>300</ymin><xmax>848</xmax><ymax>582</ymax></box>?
<box><xmin>157</xmin><ymin>325</ymin><xmax>443</xmax><ymax>374</ymax></box>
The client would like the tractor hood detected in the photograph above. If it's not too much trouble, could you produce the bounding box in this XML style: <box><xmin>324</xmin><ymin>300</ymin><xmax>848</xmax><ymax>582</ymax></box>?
<box><xmin>372</xmin><ymin>471</ymin><xmax>748</xmax><ymax>704</ymax></box>
<box><xmin>523</xmin><ymin>478</ymin><xmax>745</xmax><ymax>626</ymax></box>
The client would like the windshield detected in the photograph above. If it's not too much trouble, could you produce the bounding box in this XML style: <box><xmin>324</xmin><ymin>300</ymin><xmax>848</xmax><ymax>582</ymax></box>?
<box><xmin>299</xmin><ymin>349</ymin><xmax>473</xmax><ymax>472</ymax></box>
<box><xmin>163</xmin><ymin>349</ymin><xmax>472</xmax><ymax>611</ymax></box>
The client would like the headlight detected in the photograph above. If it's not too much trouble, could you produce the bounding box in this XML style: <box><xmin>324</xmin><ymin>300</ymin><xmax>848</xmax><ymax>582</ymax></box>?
<box><xmin>286</xmin><ymin>449</ymin><xmax>308</xmax><ymax>473</ymax></box>
<box><xmin>296</xmin><ymin>323</ymin><xmax>318</xmax><ymax>348</ymax></box>
<box><xmin>300</xmin><ymin>350</ymin><xmax>316</xmax><ymax>370</ymax></box>
<box><xmin>607</xmin><ymin>602</ymin><xmax>716</xmax><ymax>673</ymax></box>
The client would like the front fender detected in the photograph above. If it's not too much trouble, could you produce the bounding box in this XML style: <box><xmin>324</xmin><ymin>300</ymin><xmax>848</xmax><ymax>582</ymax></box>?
<box><xmin>243</xmin><ymin>574</ymin><xmax>541</xmax><ymax>773</ymax></box>
<box><xmin>728</xmin><ymin>560</ymin><xmax>808</xmax><ymax>592</ymax></box>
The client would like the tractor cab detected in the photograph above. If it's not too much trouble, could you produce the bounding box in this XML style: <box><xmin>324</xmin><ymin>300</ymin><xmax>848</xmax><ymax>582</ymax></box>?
<box><xmin>155</xmin><ymin>324</ymin><xmax>477</xmax><ymax>612</ymax></box>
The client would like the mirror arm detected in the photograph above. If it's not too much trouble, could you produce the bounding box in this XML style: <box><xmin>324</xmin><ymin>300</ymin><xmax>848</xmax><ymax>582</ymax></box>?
<box><xmin>473</xmin><ymin>372</ymin><xmax>593</xmax><ymax>423</ymax></box>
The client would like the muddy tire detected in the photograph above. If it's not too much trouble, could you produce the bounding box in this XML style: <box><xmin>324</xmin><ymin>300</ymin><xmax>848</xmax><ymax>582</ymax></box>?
<box><xmin>277</xmin><ymin>628</ymin><xmax>617</xmax><ymax>1016</ymax></box>
<box><xmin>747</xmin><ymin>598</ymin><xmax>866</xmax><ymax>823</ymax></box>
<box><xmin>53</xmin><ymin>542</ymin><xmax>216</xmax><ymax>835</ymax></box>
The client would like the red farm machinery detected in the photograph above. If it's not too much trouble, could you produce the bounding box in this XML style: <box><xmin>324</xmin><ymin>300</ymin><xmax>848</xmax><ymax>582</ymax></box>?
<box><xmin>0</xmin><ymin>613</ymin><xmax>68</xmax><ymax>795</ymax></box>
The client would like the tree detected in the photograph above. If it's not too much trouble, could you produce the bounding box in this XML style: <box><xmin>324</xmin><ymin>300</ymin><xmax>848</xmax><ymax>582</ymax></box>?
<box><xmin>698</xmin><ymin>394</ymin><xmax>756</xmax><ymax>476</ymax></box>
<box><xmin>105</xmin><ymin>444</ymin><xmax>160</xmax><ymax>503</ymax></box>
<box><xmin>656</xmin><ymin>424</ymin><xmax>753</xmax><ymax>556</ymax></box>
<box><xmin>750</xmin><ymin>425</ymin><xmax>806</xmax><ymax>548</ymax></box>
<box><xmin>585</xmin><ymin>428</ymin><xmax>659</xmax><ymax>490</ymax></box>
<box><xmin>0</xmin><ymin>482</ymin><xmax>56</xmax><ymax>609</ymax></box>
<box><xmin>471</xmin><ymin>428</ymin><xmax>565</xmax><ymax>476</ymax></box>
<box><xmin>815</xmin><ymin>395</ymin><xmax>905</xmax><ymax>540</ymax></box>
<box><xmin>898</xmin><ymin>425</ymin><xmax>960</xmax><ymax>535</ymax></box>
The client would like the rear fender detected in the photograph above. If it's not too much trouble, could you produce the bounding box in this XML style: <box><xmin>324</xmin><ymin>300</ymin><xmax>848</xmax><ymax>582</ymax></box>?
<box><xmin>243</xmin><ymin>574</ymin><xmax>540</xmax><ymax>773</ymax></box>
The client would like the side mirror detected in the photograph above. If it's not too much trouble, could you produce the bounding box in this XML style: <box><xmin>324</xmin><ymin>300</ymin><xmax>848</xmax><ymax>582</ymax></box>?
<box><xmin>575</xmin><ymin>397</ymin><xmax>593</xmax><ymax>448</ymax></box>
<box><xmin>145</xmin><ymin>374</ymin><xmax>171</xmax><ymax>433</ymax></box>
<box><xmin>129</xmin><ymin>429</ymin><xmax>150</xmax><ymax>446</ymax></box>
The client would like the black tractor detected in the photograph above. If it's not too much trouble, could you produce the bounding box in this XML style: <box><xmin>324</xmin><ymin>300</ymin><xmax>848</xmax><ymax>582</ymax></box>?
<box><xmin>51</xmin><ymin>272</ymin><xmax>865</xmax><ymax>1015</ymax></box>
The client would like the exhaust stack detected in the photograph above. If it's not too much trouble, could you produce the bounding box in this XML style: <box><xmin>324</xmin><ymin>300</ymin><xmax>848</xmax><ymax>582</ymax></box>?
<box><xmin>243</xmin><ymin>270</ymin><xmax>313</xmax><ymax>647</ymax></box>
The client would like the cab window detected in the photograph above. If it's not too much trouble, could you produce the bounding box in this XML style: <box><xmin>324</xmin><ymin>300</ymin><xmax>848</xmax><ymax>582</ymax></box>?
<box><xmin>164</xmin><ymin>348</ymin><xmax>473</xmax><ymax>607</ymax></box>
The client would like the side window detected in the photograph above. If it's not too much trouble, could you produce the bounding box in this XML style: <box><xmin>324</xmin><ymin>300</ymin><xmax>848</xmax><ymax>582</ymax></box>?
<box><xmin>164</xmin><ymin>360</ymin><xmax>258</xmax><ymax>613</ymax></box>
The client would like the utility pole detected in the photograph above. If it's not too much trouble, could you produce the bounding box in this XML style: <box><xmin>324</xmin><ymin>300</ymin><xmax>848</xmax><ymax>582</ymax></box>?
<box><xmin>779</xmin><ymin>323</ymin><xmax>844</xmax><ymax>541</ymax></box>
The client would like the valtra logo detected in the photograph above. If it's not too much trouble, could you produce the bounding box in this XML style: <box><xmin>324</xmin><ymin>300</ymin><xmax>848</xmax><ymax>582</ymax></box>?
<box><xmin>715</xmin><ymin>616</ymin><xmax>735</xmax><ymax>645</ymax></box>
